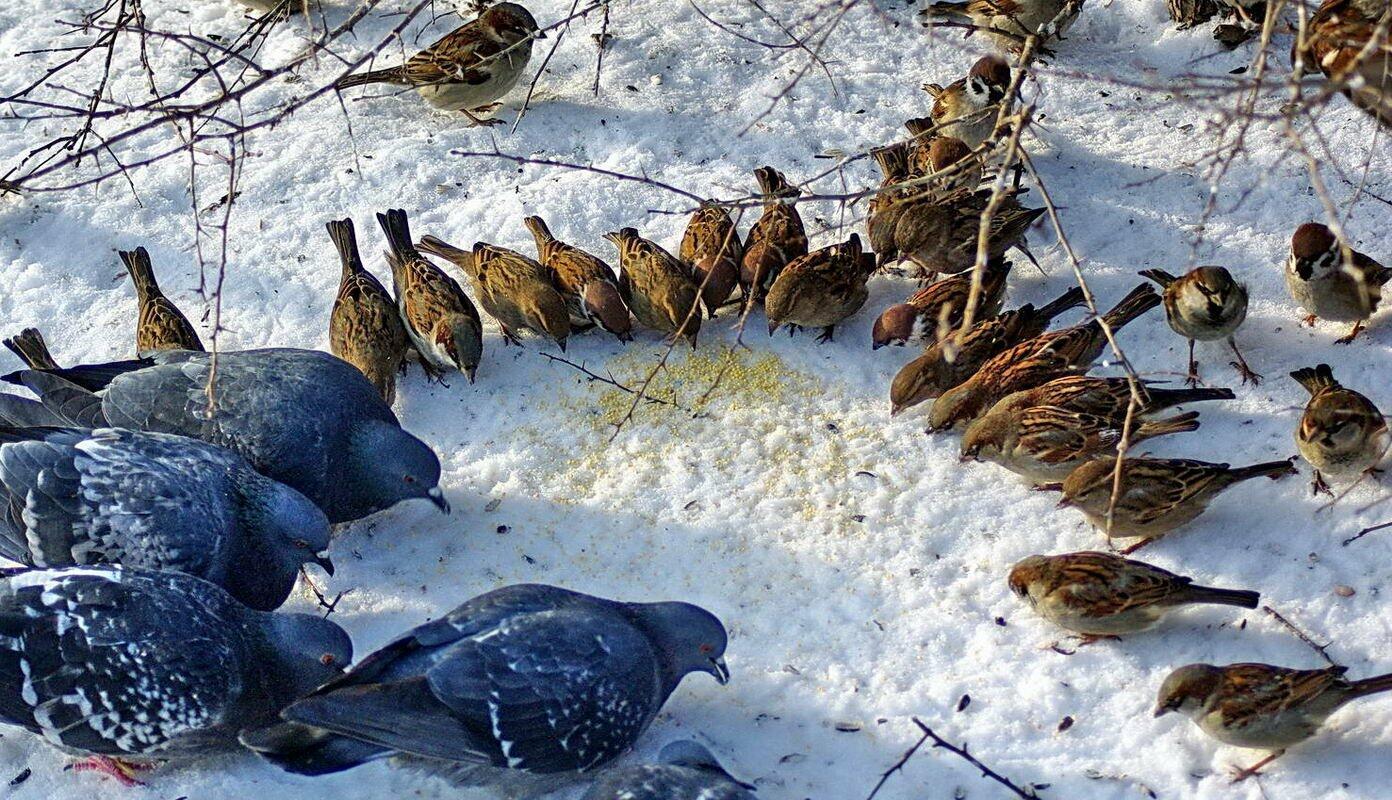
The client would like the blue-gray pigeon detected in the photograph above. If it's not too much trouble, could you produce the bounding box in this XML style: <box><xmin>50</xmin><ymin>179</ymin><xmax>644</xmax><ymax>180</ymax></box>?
<box><xmin>0</xmin><ymin>566</ymin><xmax>351</xmax><ymax>784</ymax></box>
<box><xmin>582</xmin><ymin>740</ymin><xmax>757</xmax><ymax>800</ymax></box>
<box><xmin>240</xmin><ymin>583</ymin><xmax>729</xmax><ymax>798</ymax></box>
<box><xmin>0</xmin><ymin>425</ymin><xmax>332</xmax><ymax>611</ymax></box>
<box><xmin>0</xmin><ymin>347</ymin><xmax>447</xmax><ymax>523</ymax></box>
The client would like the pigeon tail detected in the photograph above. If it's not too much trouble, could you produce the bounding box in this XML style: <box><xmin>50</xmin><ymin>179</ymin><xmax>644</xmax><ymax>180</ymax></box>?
<box><xmin>6</xmin><ymin>371</ymin><xmax>107</xmax><ymax>427</ymax></box>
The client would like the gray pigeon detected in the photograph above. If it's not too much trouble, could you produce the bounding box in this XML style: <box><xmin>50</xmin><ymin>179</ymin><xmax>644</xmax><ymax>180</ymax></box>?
<box><xmin>0</xmin><ymin>347</ymin><xmax>447</xmax><ymax>523</ymax></box>
<box><xmin>582</xmin><ymin>741</ymin><xmax>757</xmax><ymax>800</ymax></box>
<box><xmin>0</xmin><ymin>425</ymin><xmax>332</xmax><ymax>611</ymax></box>
<box><xmin>0</xmin><ymin>566</ymin><xmax>351</xmax><ymax>778</ymax></box>
<box><xmin>241</xmin><ymin>583</ymin><xmax>730</xmax><ymax>798</ymax></box>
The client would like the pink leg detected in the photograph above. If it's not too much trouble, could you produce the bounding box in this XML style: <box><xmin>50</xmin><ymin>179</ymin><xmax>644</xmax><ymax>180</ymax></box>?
<box><xmin>71</xmin><ymin>756</ymin><xmax>150</xmax><ymax>786</ymax></box>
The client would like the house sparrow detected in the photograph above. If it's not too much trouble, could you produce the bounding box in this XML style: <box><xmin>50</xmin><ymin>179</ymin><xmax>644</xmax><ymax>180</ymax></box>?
<box><xmin>872</xmin><ymin>255</ymin><xmax>1011</xmax><ymax>349</ymax></box>
<box><xmin>766</xmin><ymin>234</ymin><xmax>874</xmax><ymax>343</ymax></box>
<box><xmin>741</xmin><ymin>166</ymin><xmax>807</xmax><ymax>305</ymax></box>
<box><xmin>523</xmin><ymin>215</ymin><xmax>632</xmax><ymax>341</ymax></box>
<box><xmin>680</xmin><ymin>202</ymin><xmax>744</xmax><ymax>317</ymax></box>
<box><xmin>1290</xmin><ymin>363</ymin><xmax>1389</xmax><ymax>494</ymax></box>
<box><xmin>327</xmin><ymin>218</ymin><xmax>411</xmax><ymax>404</ymax></box>
<box><xmin>2</xmin><ymin>328</ymin><xmax>60</xmax><ymax>370</ymax></box>
<box><xmin>119</xmin><ymin>247</ymin><xmax>205</xmax><ymax>355</ymax></box>
<box><xmin>1058</xmin><ymin>456</ymin><xmax>1297</xmax><ymax>548</ymax></box>
<box><xmin>1294</xmin><ymin>0</ymin><xmax>1392</xmax><ymax>126</ymax></box>
<box><xmin>1141</xmin><ymin>266</ymin><xmax>1258</xmax><ymax>385</ymax></box>
<box><xmin>963</xmin><ymin>406</ymin><xmax>1201</xmax><ymax>483</ymax></box>
<box><xmin>928</xmin><ymin>283</ymin><xmax>1161</xmax><ymax>431</ymax></box>
<box><xmin>867</xmin><ymin>143</ymin><xmax>915</xmax><ymax>269</ymax></box>
<box><xmin>334</xmin><ymin>3</ymin><xmax>543</xmax><ymax>125</ymax></box>
<box><xmin>416</xmin><ymin>235</ymin><xmax>570</xmax><ymax>351</ymax></box>
<box><xmin>984</xmin><ymin>376</ymin><xmax>1235</xmax><ymax>423</ymax></box>
<box><xmin>1155</xmin><ymin>662</ymin><xmax>1392</xmax><ymax>781</ymax></box>
<box><xmin>923</xmin><ymin>0</ymin><xmax>1083</xmax><ymax>52</ymax></box>
<box><xmin>885</xmin><ymin>186</ymin><xmax>1045</xmax><ymax>277</ymax></box>
<box><xmin>889</xmin><ymin>286</ymin><xmax>1085</xmax><ymax>415</ymax></box>
<box><xmin>921</xmin><ymin>56</ymin><xmax>1013</xmax><ymax>147</ymax></box>
<box><xmin>1008</xmin><ymin>551</ymin><xmax>1259</xmax><ymax>640</ymax></box>
<box><xmin>605</xmin><ymin>227</ymin><xmax>702</xmax><ymax>346</ymax></box>
<box><xmin>377</xmin><ymin>208</ymin><xmax>483</xmax><ymax>382</ymax></box>
<box><xmin>1285</xmin><ymin>222</ymin><xmax>1391</xmax><ymax>342</ymax></box>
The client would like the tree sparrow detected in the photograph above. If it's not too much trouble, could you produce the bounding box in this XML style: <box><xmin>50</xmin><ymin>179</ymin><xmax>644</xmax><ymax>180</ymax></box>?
<box><xmin>327</xmin><ymin>218</ymin><xmax>411</xmax><ymax>404</ymax></box>
<box><xmin>681</xmin><ymin>203</ymin><xmax>744</xmax><ymax>318</ymax></box>
<box><xmin>523</xmin><ymin>215</ymin><xmax>632</xmax><ymax>342</ymax></box>
<box><xmin>921</xmin><ymin>56</ymin><xmax>1013</xmax><ymax>147</ymax></box>
<box><xmin>605</xmin><ymin>228</ymin><xmax>702</xmax><ymax>347</ymax></box>
<box><xmin>1290</xmin><ymin>363</ymin><xmax>1388</xmax><ymax>494</ymax></box>
<box><xmin>984</xmin><ymin>376</ymin><xmax>1235</xmax><ymax>423</ymax></box>
<box><xmin>765</xmin><ymin>234</ymin><xmax>874</xmax><ymax>343</ymax></box>
<box><xmin>1141</xmin><ymin>266</ymin><xmax>1258</xmax><ymax>385</ymax></box>
<box><xmin>872</xmin><ymin>255</ymin><xmax>1011</xmax><ymax>349</ymax></box>
<box><xmin>923</xmin><ymin>0</ymin><xmax>1083</xmax><ymax>52</ymax></box>
<box><xmin>1285</xmin><ymin>222</ymin><xmax>1391</xmax><ymax>342</ymax></box>
<box><xmin>741</xmin><ymin>166</ymin><xmax>807</xmax><ymax>305</ymax></box>
<box><xmin>1294</xmin><ymin>0</ymin><xmax>1392</xmax><ymax>126</ymax></box>
<box><xmin>119</xmin><ymin>247</ymin><xmax>205</xmax><ymax>356</ymax></box>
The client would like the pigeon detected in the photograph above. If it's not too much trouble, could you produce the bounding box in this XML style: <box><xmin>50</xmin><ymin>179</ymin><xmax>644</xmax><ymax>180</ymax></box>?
<box><xmin>0</xmin><ymin>426</ymin><xmax>332</xmax><ymax>611</ymax></box>
<box><xmin>241</xmin><ymin>583</ymin><xmax>729</xmax><ymax>798</ymax></box>
<box><xmin>0</xmin><ymin>566</ymin><xmax>351</xmax><ymax>784</ymax></box>
<box><xmin>0</xmin><ymin>347</ymin><xmax>447</xmax><ymax>523</ymax></box>
<box><xmin>582</xmin><ymin>741</ymin><xmax>756</xmax><ymax>800</ymax></box>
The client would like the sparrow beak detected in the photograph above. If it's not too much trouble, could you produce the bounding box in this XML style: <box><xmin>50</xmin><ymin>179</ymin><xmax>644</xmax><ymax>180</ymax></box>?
<box><xmin>1055</xmin><ymin>497</ymin><xmax>1072</xmax><ymax>509</ymax></box>
<box><xmin>959</xmin><ymin>453</ymin><xmax>975</xmax><ymax>464</ymax></box>
<box><xmin>1152</xmin><ymin>705</ymin><xmax>1169</xmax><ymax>718</ymax></box>
<box><xmin>872</xmin><ymin>341</ymin><xmax>885</xmax><ymax>351</ymax></box>
<box><xmin>709</xmin><ymin>657</ymin><xmax>730</xmax><ymax>685</ymax></box>
<box><xmin>465</xmin><ymin>367</ymin><xmax>477</xmax><ymax>384</ymax></box>
<box><xmin>557</xmin><ymin>339</ymin><xmax>567</xmax><ymax>353</ymax></box>
<box><xmin>617</xmin><ymin>330</ymin><xmax>633</xmax><ymax>343</ymax></box>
<box><xmin>767</xmin><ymin>321</ymin><xmax>779</xmax><ymax>336</ymax></box>
<box><xmin>890</xmin><ymin>403</ymin><xmax>902</xmax><ymax>417</ymax></box>
<box><xmin>428</xmin><ymin>487</ymin><xmax>451</xmax><ymax>514</ymax></box>
<box><xmin>313</xmin><ymin>553</ymin><xmax>335</xmax><ymax>576</ymax></box>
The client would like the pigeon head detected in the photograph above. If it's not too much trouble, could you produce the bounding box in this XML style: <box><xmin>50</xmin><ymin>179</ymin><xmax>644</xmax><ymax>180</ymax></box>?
<box><xmin>631</xmin><ymin>601</ymin><xmax>729</xmax><ymax>687</ymax></box>
<box><xmin>348</xmin><ymin>419</ymin><xmax>449</xmax><ymax>515</ymax></box>
<box><xmin>233</xmin><ymin>476</ymin><xmax>334</xmax><ymax>610</ymax></box>
<box><xmin>262</xmin><ymin>612</ymin><xmax>354</xmax><ymax>703</ymax></box>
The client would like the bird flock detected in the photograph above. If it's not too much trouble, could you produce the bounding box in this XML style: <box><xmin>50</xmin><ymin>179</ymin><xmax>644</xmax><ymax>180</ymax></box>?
<box><xmin>0</xmin><ymin>0</ymin><xmax>1389</xmax><ymax>797</ymax></box>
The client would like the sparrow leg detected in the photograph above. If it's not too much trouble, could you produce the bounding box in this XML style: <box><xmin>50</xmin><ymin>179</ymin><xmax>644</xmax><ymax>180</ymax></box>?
<box><xmin>1311</xmin><ymin>471</ymin><xmax>1333</xmax><ymax>496</ymax></box>
<box><xmin>788</xmin><ymin>324</ymin><xmax>800</xmax><ymax>338</ymax></box>
<box><xmin>1334</xmin><ymin>320</ymin><xmax>1365</xmax><ymax>344</ymax></box>
<box><xmin>70</xmin><ymin>756</ymin><xmax>150</xmax><ymax>787</ymax></box>
<box><xmin>1300</xmin><ymin>313</ymin><xmax>1318</xmax><ymax>327</ymax></box>
<box><xmin>1072</xmin><ymin>633</ymin><xmax>1122</xmax><ymax>646</ymax></box>
<box><xmin>1227</xmin><ymin>337</ymin><xmax>1263</xmax><ymax>385</ymax></box>
<box><xmin>419</xmin><ymin>359</ymin><xmax>445</xmax><ymax>383</ymax></box>
<box><xmin>1119</xmin><ymin>537</ymin><xmax>1157</xmax><ymax>556</ymax></box>
<box><xmin>459</xmin><ymin>106</ymin><xmax>505</xmax><ymax>127</ymax></box>
<box><xmin>816</xmin><ymin>326</ymin><xmax>836</xmax><ymax>344</ymax></box>
<box><xmin>1229</xmin><ymin>750</ymin><xmax>1285</xmax><ymax>783</ymax></box>
<box><xmin>1184</xmin><ymin>339</ymin><xmax>1200</xmax><ymax>387</ymax></box>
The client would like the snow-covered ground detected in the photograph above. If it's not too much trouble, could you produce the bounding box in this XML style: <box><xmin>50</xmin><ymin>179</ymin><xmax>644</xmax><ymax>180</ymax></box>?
<box><xmin>2</xmin><ymin>0</ymin><xmax>1392</xmax><ymax>797</ymax></box>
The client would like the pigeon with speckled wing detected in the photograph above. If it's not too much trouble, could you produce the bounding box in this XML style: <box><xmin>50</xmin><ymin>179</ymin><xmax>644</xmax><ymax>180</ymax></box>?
<box><xmin>242</xmin><ymin>583</ymin><xmax>729</xmax><ymax>797</ymax></box>
<box><xmin>0</xmin><ymin>426</ymin><xmax>332</xmax><ymax>611</ymax></box>
<box><xmin>582</xmin><ymin>740</ymin><xmax>756</xmax><ymax>800</ymax></box>
<box><xmin>0</xmin><ymin>566</ymin><xmax>351</xmax><ymax>767</ymax></box>
<box><xmin>0</xmin><ymin>347</ymin><xmax>447</xmax><ymax>523</ymax></box>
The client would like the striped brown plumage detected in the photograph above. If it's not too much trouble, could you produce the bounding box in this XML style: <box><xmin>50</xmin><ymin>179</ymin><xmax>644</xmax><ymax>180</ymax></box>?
<box><xmin>680</xmin><ymin>203</ymin><xmax>743</xmax><ymax>318</ymax></box>
<box><xmin>524</xmin><ymin>215</ymin><xmax>632</xmax><ymax>341</ymax></box>
<box><xmin>740</xmin><ymin>167</ymin><xmax>807</xmax><ymax>304</ymax></box>
<box><xmin>120</xmin><ymin>247</ymin><xmax>204</xmax><ymax>355</ymax></box>
<box><xmin>327</xmin><ymin>218</ymin><xmax>411</xmax><ymax>404</ymax></box>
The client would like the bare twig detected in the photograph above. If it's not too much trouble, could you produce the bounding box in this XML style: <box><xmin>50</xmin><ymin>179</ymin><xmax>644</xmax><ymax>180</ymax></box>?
<box><xmin>1262</xmin><ymin>605</ymin><xmax>1339</xmax><ymax>666</ymax></box>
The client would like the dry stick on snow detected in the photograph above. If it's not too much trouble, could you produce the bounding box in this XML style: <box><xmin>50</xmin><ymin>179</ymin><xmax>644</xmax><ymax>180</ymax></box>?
<box><xmin>537</xmin><ymin>352</ymin><xmax>685</xmax><ymax>409</ymax></box>
<box><xmin>592</xmin><ymin>0</ymin><xmax>611</xmax><ymax>96</ymax></box>
<box><xmin>864</xmin><ymin>723</ymin><xmax>933</xmax><ymax>800</ymax></box>
<box><xmin>1344</xmin><ymin>519</ymin><xmax>1392</xmax><ymax>546</ymax></box>
<box><xmin>912</xmin><ymin>718</ymin><xmax>1045</xmax><ymax>799</ymax></box>
<box><xmin>1262</xmin><ymin>605</ymin><xmax>1339</xmax><ymax>666</ymax></box>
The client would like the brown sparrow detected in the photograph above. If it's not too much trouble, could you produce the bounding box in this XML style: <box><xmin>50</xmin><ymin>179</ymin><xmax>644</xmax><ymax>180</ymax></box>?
<box><xmin>604</xmin><ymin>227</ymin><xmax>702</xmax><ymax>347</ymax></box>
<box><xmin>2</xmin><ymin>328</ymin><xmax>60</xmax><ymax>370</ymax></box>
<box><xmin>1294</xmin><ymin>0</ymin><xmax>1392</xmax><ymax>125</ymax></box>
<box><xmin>765</xmin><ymin>234</ymin><xmax>874</xmax><ymax>343</ymax></box>
<box><xmin>902</xmin><ymin>118</ymin><xmax>938</xmax><ymax>176</ymax></box>
<box><xmin>680</xmin><ymin>202</ymin><xmax>744</xmax><ymax>318</ymax></box>
<box><xmin>1008</xmin><ymin>551</ymin><xmax>1258</xmax><ymax>640</ymax></box>
<box><xmin>417</xmin><ymin>235</ymin><xmax>570</xmax><ymax>351</ymax></box>
<box><xmin>884</xmin><ymin>186</ymin><xmax>1044</xmax><ymax>277</ymax></box>
<box><xmin>985</xmin><ymin>375</ymin><xmax>1235</xmax><ymax>423</ymax></box>
<box><xmin>921</xmin><ymin>56</ymin><xmax>1013</xmax><ymax>147</ymax></box>
<box><xmin>377</xmin><ymin>209</ymin><xmax>483</xmax><ymax>382</ymax></box>
<box><xmin>327</xmin><ymin>218</ymin><xmax>411</xmax><ymax>404</ymax></box>
<box><xmin>923</xmin><ymin>136</ymin><xmax>986</xmax><ymax>198</ymax></box>
<box><xmin>334</xmin><ymin>3</ymin><xmax>543</xmax><ymax>125</ymax></box>
<box><xmin>889</xmin><ymin>286</ymin><xmax>1085</xmax><ymax>415</ymax></box>
<box><xmin>928</xmin><ymin>283</ymin><xmax>1161</xmax><ymax>431</ymax></box>
<box><xmin>1141</xmin><ymin>266</ymin><xmax>1259</xmax><ymax>385</ymax></box>
<box><xmin>872</xmin><ymin>255</ymin><xmax>1011</xmax><ymax>349</ymax></box>
<box><xmin>523</xmin><ymin>215</ymin><xmax>632</xmax><ymax>342</ymax></box>
<box><xmin>1155</xmin><ymin>663</ymin><xmax>1392</xmax><ymax>780</ymax></box>
<box><xmin>1291</xmin><ymin>363</ymin><xmax>1388</xmax><ymax>494</ymax></box>
<box><xmin>963</xmin><ymin>406</ymin><xmax>1201</xmax><ymax>483</ymax></box>
<box><xmin>119</xmin><ymin>247</ymin><xmax>205</xmax><ymax>355</ymax></box>
<box><xmin>867</xmin><ymin>143</ymin><xmax>915</xmax><ymax>270</ymax></box>
<box><xmin>923</xmin><ymin>0</ymin><xmax>1083</xmax><ymax>51</ymax></box>
<box><xmin>1285</xmin><ymin>222</ymin><xmax>1391</xmax><ymax>342</ymax></box>
<box><xmin>741</xmin><ymin>166</ymin><xmax>807</xmax><ymax>304</ymax></box>
<box><xmin>1058</xmin><ymin>456</ymin><xmax>1297</xmax><ymax>548</ymax></box>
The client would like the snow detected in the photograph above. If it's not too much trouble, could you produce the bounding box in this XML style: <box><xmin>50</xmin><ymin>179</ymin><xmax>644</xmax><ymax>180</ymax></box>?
<box><xmin>1</xmin><ymin>0</ymin><xmax>1391</xmax><ymax>798</ymax></box>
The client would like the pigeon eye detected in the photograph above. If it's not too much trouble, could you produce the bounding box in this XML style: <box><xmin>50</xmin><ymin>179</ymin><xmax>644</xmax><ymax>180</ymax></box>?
<box><xmin>319</xmin><ymin>653</ymin><xmax>337</xmax><ymax>666</ymax></box>
<box><xmin>293</xmin><ymin>539</ymin><xmax>310</xmax><ymax>549</ymax></box>
<box><xmin>404</xmin><ymin>475</ymin><xmax>416</xmax><ymax>484</ymax></box>
<box><xmin>699</xmin><ymin>643</ymin><xmax>714</xmax><ymax>655</ymax></box>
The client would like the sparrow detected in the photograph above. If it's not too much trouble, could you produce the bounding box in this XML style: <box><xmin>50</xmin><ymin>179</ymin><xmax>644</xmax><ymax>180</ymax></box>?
<box><xmin>903</xmin><ymin>117</ymin><xmax>939</xmax><ymax>176</ymax></box>
<box><xmin>889</xmin><ymin>286</ymin><xmax>1086</xmax><ymax>415</ymax></box>
<box><xmin>680</xmin><ymin>202</ymin><xmax>744</xmax><ymax>317</ymax></box>
<box><xmin>334</xmin><ymin>3</ymin><xmax>543</xmax><ymax>125</ymax></box>
<box><xmin>1058</xmin><ymin>456</ymin><xmax>1297</xmax><ymax>548</ymax></box>
<box><xmin>765</xmin><ymin>234</ymin><xmax>875</xmax><ymax>343</ymax></box>
<box><xmin>1294</xmin><ymin>0</ymin><xmax>1392</xmax><ymax>126</ymax></box>
<box><xmin>1285</xmin><ymin>222</ymin><xmax>1391</xmax><ymax>342</ymax></box>
<box><xmin>963</xmin><ymin>406</ymin><xmax>1202</xmax><ymax>483</ymax></box>
<box><xmin>923</xmin><ymin>0</ymin><xmax>1083</xmax><ymax>52</ymax></box>
<box><xmin>417</xmin><ymin>235</ymin><xmax>571</xmax><ymax>351</ymax></box>
<box><xmin>867</xmin><ymin>143</ymin><xmax>915</xmax><ymax>269</ymax></box>
<box><xmin>921</xmin><ymin>136</ymin><xmax>986</xmax><ymax>198</ymax></box>
<box><xmin>1008</xmin><ymin>551</ymin><xmax>1259</xmax><ymax>640</ymax></box>
<box><xmin>1290</xmin><ymin>363</ymin><xmax>1389</xmax><ymax>494</ymax></box>
<box><xmin>523</xmin><ymin>215</ymin><xmax>632</xmax><ymax>342</ymax></box>
<box><xmin>921</xmin><ymin>55</ymin><xmax>1013</xmax><ymax>147</ymax></box>
<box><xmin>872</xmin><ymin>255</ymin><xmax>1012</xmax><ymax>349</ymax></box>
<box><xmin>119</xmin><ymin>247</ymin><xmax>205</xmax><ymax>355</ymax></box>
<box><xmin>605</xmin><ymin>227</ymin><xmax>702</xmax><ymax>346</ymax></box>
<box><xmin>1155</xmin><ymin>662</ymin><xmax>1392</xmax><ymax>781</ymax></box>
<box><xmin>327</xmin><ymin>218</ymin><xmax>412</xmax><ymax>404</ymax></box>
<box><xmin>2</xmin><ymin>328</ymin><xmax>59</xmax><ymax>370</ymax></box>
<box><xmin>377</xmin><ymin>208</ymin><xmax>484</xmax><ymax>382</ymax></box>
<box><xmin>884</xmin><ymin>186</ymin><xmax>1045</xmax><ymax>277</ymax></box>
<box><xmin>928</xmin><ymin>283</ymin><xmax>1161</xmax><ymax>431</ymax></box>
<box><xmin>740</xmin><ymin>166</ymin><xmax>808</xmax><ymax>304</ymax></box>
<box><xmin>1141</xmin><ymin>266</ymin><xmax>1259</xmax><ymax>385</ymax></box>
<box><xmin>983</xmin><ymin>376</ymin><xmax>1235</xmax><ymax>424</ymax></box>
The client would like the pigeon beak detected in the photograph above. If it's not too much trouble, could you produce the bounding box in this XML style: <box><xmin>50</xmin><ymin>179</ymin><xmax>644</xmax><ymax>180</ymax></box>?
<box><xmin>709</xmin><ymin>657</ymin><xmax>730</xmax><ymax>685</ymax></box>
<box><xmin>314</xmin><ymin>553</ymin><xmax>335</xmax><ymax>576</ymax></box>
<box><xmin>428</xmin><ymin>487</ymin><xmax>451</xmax><ymax>514</ymax></box>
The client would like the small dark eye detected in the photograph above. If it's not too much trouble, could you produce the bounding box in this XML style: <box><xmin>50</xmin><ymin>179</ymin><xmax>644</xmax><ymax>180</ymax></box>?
<box><xmin>404</xmin><ymin>475</ymin><xmax>416</xmax><ymax>484</ymax></box>
<box><xmin>699</xmin><ymin>643</ymin><xmax>713</xmax><ymax>655</ymax></box>
<box><xmin>320</xmin><ymin>653</ymin><xmax>336</xmax><ymax>666</ymax></box>
<box><xmin>293</xmin><ymin>539</ymin><xmax>309</xmax><ymax>549</ymax></box>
